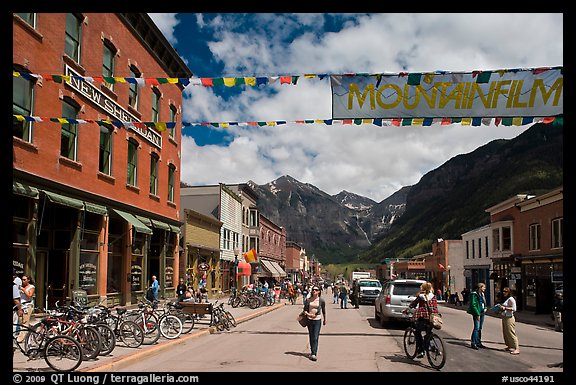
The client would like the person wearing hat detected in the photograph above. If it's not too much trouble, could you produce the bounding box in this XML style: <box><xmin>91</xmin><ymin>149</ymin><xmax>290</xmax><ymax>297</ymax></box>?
<box><xmin>302</xmin><ymin>285</ymin><xmax>327</xmax><ymax>361</ymax></box>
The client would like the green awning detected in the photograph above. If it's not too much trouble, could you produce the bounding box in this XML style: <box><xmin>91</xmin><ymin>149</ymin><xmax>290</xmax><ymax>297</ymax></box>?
<box><xmin>13</xmin><ymin>181</ymin><xmax>39</xmax><ymax>198</ymax></box>
<box><xmin>135</xmin><ymin>215</ymin><xmax>153</xmax><ymax>227</ymax></box>
<box><xmin>43</xmin><ymin>190</ymin><xmax>84</xmax><ymax>210</ymax></box>
<box><xmin>151</xmin><ymin>219</ymin><xmax>171</xmax><ymax>231</ymax></box>
<box><xmin>112</xmin><ymin>209</ymin><xmax>152</xmax><ymax>234</ymax></box>
<box><xmin>168</xmin><ymin>224</ymin><xmax>181</xmax><ymax>233</ymax></box>
<box><xmin>84</xmin><ymin>201</ymin><xmax>107</xmax><ymax>215</ymax></box>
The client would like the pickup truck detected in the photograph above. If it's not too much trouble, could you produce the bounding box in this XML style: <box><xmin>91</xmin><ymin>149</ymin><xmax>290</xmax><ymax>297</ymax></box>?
<box><xmin>357</xmin><ymin>278</ymin><xmax>382</xmax><ymax>304</ymax></box>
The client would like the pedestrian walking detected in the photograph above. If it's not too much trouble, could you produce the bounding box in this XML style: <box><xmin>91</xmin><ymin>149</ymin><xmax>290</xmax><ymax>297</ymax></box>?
<box><xmin>497</xmin><ymin>287</ymin><xmax>520</xmax><ymax>355</ymax></box>
<box><xmin>150</xmin><ymin>275</ymin><xmax>159</xmax><ymax>302</ymax></box>
<box><xmin>303</xmin><ymin>285</ymin><xmax>326</xmax><ymax>361</ymax></box>
<box><xmin>339</xmin><ymin>284</ymin><xmax>348</xmax><ymax>309</ymax></box>
<box><xmin>467</xmin><ymin>282</ymin><xmax>487</xmax><ymax>350</ymax></box>
<box><xmin>332</xmin><ymin>283</ymin><xmax>338</xmax><ymax>304</ymax></box>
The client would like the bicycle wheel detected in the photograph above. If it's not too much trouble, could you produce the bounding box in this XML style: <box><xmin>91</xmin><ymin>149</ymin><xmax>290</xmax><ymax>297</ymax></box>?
<box><xmin>403</xmin><ymin>327</ymin><xmax>418</xmax><ymax>359</ymax></box>
<box><xmin>248</xmin><ymin>297</ymin><xmax>259</xmax><ymax>309</ymax></box>
<box><xmin>231</xmin><ymin>296</ymin><xmax>241</xmax><ymax>308</ymax></box>
<box><xmin>73</xmin><ymin>325</ymin><xmax>102</xmax><ymax>360</ymax></box>
<box><xmin>159</xmin><ymin>315</ymin><xmax>183</xmax><ymax>339</ymax></box>
<box><xmin>139</xmin><ymin>313</ymin><xmax>160</xmax><ymax>345</ymax></box>
<box><xmin>176</xmin><ymin>312</ymin><xmax>195</xmax><ymax>334</ymax></box>
<box><xmin>25</xmin><ymin>323</ymin><xmax>51</xmax><ymax>352</ymax></box>
<box><xmin>224</xmin><ymin>311</ymin><xmax>236</xmax><ymax>328</ymax></box>
<box><xmin>118</xmin><ymin>320</ymin><xmax>144</xmax><ymax>348</ymax></box>
<box><xmin>94</xmin><ymin>323</ymin><xmax>116</xmax><ymax>356</ymax></box>
<box><xmin>43</xmin><ymin>335</ymin><xmax>83</xmax><ymax>372</ymax></box>
<box><xmin>426</xmin><ymin>333</ymin><xmax>446</xmax><ymax>370</ymax></box>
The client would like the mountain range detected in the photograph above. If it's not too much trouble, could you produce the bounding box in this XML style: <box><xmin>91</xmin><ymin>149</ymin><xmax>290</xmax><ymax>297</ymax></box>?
<box><xmin>249</xmin><ymin>122</ymin><xmax>563</xmax><ymax>264</ymax></box>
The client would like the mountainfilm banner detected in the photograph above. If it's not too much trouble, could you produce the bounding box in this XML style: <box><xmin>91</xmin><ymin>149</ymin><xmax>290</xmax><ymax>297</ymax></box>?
<box><xmin>331</xmin><ymin>67</ymin><xmax>563</xmax><ymax>119</ymax></box>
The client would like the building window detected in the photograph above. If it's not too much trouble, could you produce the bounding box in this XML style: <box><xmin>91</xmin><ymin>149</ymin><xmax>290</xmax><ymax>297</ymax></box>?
<box><xmin>13</xmin><ymin>67</ymin><xmax>35</xmax><ymax>142</ymax></box>
<box><xmin>465</xmin><ymin>241</ymin><xmax>469</xmax><ymax>259</ymax></box>
<box><xmin>127</xmin><ymin>138</ymin><xmax>138</xmax><ymax>186</ymax></box>
<box><xmin>551</xmin><ymin>217</ymin><xmax>563</xmax><ymax>249</ymax></box>
<box><xmin>478</xmin><ymin>237</ymin><xmax>482</xmax><ymax>258</ymax></box>
<box><xmin>169</xmin><ymin>104</ymin><xmax>177</xmax><ymax>138</ymax></box>
<box><xmin>502</xmin><ymin>226</ymin><xmax>511</xmax><ymax>251</ymax></box>
<box><xmin>492</xmin><ymin>228</ymin><xmax>500</xmax><ymax>251</ymax></box>
<box><xmin>102</xmin><ymin>41</ymin><xmax>116</xmax><ymax>91</ymax></box>
<box><xmin>16</xmin><ymin>13</ymin><xmax>36</xmax><ymax>27</ymax></box>
<box><xmin>99</xmin><ymin>124</ymin><xmax>113</xmax><ymax>175</ymax></box>
<box><xmin>471</xmin><ymin>239</ymin><xmax>475</xmax><ymax>259</ymax></box>
<box><xmin>65</xmin><ymin>13</ymin><xmax>82</xmax><ymax>63</ymax></box>
<box><xmin>149</xmin><ymin>153</ymin><xmax>159</xmax><ymax>196</ymax></box>
<box><xmin>152</xmin><ymin>88</ymin><xmax>161</xmax><ymax>122</ymax></box>
<box><xmin>61</xmin><ymin>99</ymin><xmax>79</xmax><ymax>160</ymax></box>
<box><xmin>128</xmin><ymin>66</ymin><xmax>140</xmax><ymax>109</ymax></box>
<box><xmin>529</xmin><ymin>223</ymin><xmax>541</xmax><ymax>251</ymax></box>
<box><xmin>167</xmin><ymin>163</ymin><xmax>175</xmax><ymax>202</ymax></box>
<box><xmin>485</xmin><ymin>237</ymin><xmax>489</xmax><ymax>258</ymax></box>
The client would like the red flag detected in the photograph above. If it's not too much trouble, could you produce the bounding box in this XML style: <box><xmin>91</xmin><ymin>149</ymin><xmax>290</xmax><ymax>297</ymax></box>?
<box><xmin>438</xmin><ymin>263</ymin><xmax>446</xmax><ymax>271</ymax></box>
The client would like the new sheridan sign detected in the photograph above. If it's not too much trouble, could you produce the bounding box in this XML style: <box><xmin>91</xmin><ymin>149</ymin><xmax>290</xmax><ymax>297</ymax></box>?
<box><xmin>331</xmin><ymin>67</ymin><xmax>563</xmax><ymax>120</ymax></box>
<box><xmin>65</xmin><ymin>66</ymin><xmax>162</xmax><ymax>148</ymax></box>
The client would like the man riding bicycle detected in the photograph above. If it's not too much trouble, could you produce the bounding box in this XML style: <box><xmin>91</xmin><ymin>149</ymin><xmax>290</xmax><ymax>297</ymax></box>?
<box><xmin>404</xmin><ymin>281</ymin><xmax>439</xmax><ymax>358</ymax></box>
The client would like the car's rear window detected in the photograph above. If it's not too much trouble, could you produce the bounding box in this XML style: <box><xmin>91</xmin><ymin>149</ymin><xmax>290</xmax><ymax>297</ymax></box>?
<box><xmin>392</xmin><ymin>283</ymin><xmax>421</xmax><ymax>296</ymax></box>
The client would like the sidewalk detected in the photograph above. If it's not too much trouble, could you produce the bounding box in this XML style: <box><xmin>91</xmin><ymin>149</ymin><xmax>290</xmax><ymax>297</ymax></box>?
<box><xmin>439</xmin><ymin>301</ymin><xmax>558</xmax><ymax>329</ymax></box>
<box><xmin>13</xmin><ymin>296</ymin><xmax>291</xmax><ymax>373</ymax></box>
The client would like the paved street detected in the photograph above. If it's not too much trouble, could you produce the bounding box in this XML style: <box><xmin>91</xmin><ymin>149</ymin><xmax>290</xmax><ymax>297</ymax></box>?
<box><xmin>13</xmin><ymin>295</ymin><xmax>563</xmax><ymax>375</ymax></box>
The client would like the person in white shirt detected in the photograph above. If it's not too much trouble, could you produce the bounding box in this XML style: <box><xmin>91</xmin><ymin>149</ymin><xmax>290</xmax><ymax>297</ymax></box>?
<box><xmin>17</xmin><ymin>275</ymin><xmax>35</xmax><ymax>343</ymax></box>
<box><xmin>498</xmin><ymin>287</ymin><xmax>520</xmax><ymax>355</ymax></box>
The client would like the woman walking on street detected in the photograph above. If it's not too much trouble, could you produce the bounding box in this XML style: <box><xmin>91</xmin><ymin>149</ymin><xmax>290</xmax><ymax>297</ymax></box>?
<box><xmin>303</xmin><ymin>285</ymin><xmax>326</xmax><ymax>361</ymax></box>
<box><xmin>498</xmin><ymin>287</ymin><xmax>520</xmax><ymax>355</ymax></box>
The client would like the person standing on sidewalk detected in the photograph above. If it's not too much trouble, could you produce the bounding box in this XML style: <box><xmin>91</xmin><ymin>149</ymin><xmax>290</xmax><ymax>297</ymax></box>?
<box><xmin>176</xmin><ymin>278</ymin><xmax>187</xmax><ymax>302</ymax></box>
<box><xmin>467</xmin><ymin>282</ymin><xmax>487</xmax><ymax>350</ymax></box>
<box><xmin>498</xmin><ymin>287</ymin><xmax>520</xmax><ymax>355</ymax></box>
<box><xmin>339</xmin><ymin>284</ymin><xmax>349</xmax><ymax>309</ymax></box>
<box><xmin>17</xmin><ymin>275</ymin><xmax>35</xmax><ymax>343</ymax></box>
<box><xmin>303</xmin><ymin>285</ymin><xmax>326</xmax><ymax>361</ymax></box>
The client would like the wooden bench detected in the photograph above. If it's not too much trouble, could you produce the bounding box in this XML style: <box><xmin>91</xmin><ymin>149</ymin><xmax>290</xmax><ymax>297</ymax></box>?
<box><xmin>178</xmin><ymin>302</ymin><xmax>213</xmax><ymax>324</ymax></box>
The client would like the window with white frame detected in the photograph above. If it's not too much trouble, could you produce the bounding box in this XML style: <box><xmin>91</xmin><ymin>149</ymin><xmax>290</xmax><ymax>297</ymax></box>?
<box><xmin>128</xmin><ymin>65</ymin><xmax>140</xmax><ymax>109</ymax></box>
<box><xmin>551</xmin><ymin>217</ymin><xmax>563</xmax><ymax>248</ymax></box>
<box><xmin>13</xmin><ymin>67</ymin><xmax>35</xmax><ymax>142</ymax></box>
<box><xmin>65</xmin><ymin>13</ymin><xmax>82</xmax><ymax>63</ymax></box>
<box><xmin>529</xmin><ymin>223</ymin><xmax>541</xmax><ymax>251</ymax></box>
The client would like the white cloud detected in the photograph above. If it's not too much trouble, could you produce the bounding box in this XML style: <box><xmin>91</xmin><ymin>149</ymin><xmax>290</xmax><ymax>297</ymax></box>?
<box><xmin>151</xmin><ymin>13</ymin><xmax>563</xmax><ymax>202</ymax></box>
<box><xmin>148</xmin><ymin>13</ymin><xmax>179</xmax><ymax>45</ymax></box>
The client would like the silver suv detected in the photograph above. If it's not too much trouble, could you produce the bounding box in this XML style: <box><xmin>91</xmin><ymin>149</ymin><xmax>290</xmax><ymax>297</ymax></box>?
<box><xmin>374</xmin><ymin>279</ymin><xmax>426</xmax><ymax>326</ymax></box>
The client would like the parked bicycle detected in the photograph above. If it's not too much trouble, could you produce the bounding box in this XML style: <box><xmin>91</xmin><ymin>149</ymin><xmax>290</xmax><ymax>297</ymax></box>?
<box><xmin>91</xmin><ymin>303</ymin><xmax>144</xmax><ymax>348</ymax></box>
<box><xmin>13</xmin><ymin>306</ymin><xmax>83</xmax><ymax>372</ymax></box>
<box><xmin>402</xmin><ymin>308</ymin><xmax>446</xmax><ymax>370</ymax></box>
<box><xmin>211</xmin><ymin>301</ymin><xmax>236</xmax><ymax>331</ymax></box>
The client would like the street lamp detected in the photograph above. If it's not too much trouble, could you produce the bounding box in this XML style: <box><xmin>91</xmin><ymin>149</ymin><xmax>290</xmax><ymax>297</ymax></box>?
<box><xmin>233</xmin><ymin>248</ymin><xmax>239</xmax><ymax>295</ymax></box>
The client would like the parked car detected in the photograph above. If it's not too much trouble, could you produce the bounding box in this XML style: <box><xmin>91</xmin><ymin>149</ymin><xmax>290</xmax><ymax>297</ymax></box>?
<box><xmin>374</xmin><ymin>279</ymin><xmax>426</xmax><ymax>326</ymax></box>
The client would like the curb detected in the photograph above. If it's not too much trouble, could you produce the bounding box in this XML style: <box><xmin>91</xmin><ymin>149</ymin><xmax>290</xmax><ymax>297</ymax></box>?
<box><xmin>81</xmin><ymin>302</ymin><xmax>284</xmax><ymax>372</ymax></box>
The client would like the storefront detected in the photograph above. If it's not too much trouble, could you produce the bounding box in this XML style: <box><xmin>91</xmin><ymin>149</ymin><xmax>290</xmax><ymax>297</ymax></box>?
<box><xmin>520</xmin><ymin>256</ymin><xmax>563</xmax><ymax>314</ymax></box>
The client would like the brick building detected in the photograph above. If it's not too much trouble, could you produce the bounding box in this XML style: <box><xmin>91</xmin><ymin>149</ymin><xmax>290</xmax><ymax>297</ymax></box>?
<box><xmin>12</xmin><ymin>13</ymin><xmax>192</xmax><ymax>308</ymax></box>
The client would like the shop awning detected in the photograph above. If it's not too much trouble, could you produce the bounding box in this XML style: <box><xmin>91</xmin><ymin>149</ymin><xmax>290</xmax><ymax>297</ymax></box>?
<box><xmin>43</xmin><ymin>190</ymin><xmax>84</xmax><ymax>210</ymax></box>
<box><xmin>269</xmin><ymin>261</ymin><xmax>287</xmax><ymax>277</ymax></box>
<box><xmin>168</xmin><ymin>224</ymin><xmax>181</xmax><ymax>234</ymax></box>
<box><xmin>13</xmin><ymin>181</ymin><xmax>39</xmax><ymax>198</ymax></box>
<box><xmin>151</xmin><ymin>219</ymin><xmax>171</xmax><ymax>231</ymax></box>
<box><xmin>112</xmin><ymin>209</ymin><xmax>153</xmax><ymax>234</ymax></box>
<box><xmin>261</xmin><ymin>260</ymin><xmax>280</xmax><ymax>278</ymax></box>
<box><xmin>84</xmin><ymin>201</ymin><xmax>107</xmax><ymax>215</ymax></box>
<box><xmin>135</xmin><ymin>215</ymin><xmax>153</xmax><ymax>227</ymax></box>
<box><xmin>237</xmin><ymin>261</ymin><xmax>252</xmax><ymax>276</ymax></box>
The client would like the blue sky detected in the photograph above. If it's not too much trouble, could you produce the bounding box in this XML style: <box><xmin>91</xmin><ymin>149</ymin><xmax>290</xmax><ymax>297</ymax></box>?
<box><xmin>149</xmin><ymin>13</ymin><xmax>563</xmax><ymax>202</ymax></box>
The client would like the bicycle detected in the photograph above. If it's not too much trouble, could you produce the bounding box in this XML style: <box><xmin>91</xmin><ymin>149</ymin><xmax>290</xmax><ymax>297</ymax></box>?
<box><xmin>30</xmin><ymin>303</ymin><xmax>102</xmax><ymax>361</ymax></box>
<box><xmin>211</xmin><ymin>301</ymin><xmax>236</xmax><ymax>331</ymax></box>
<box><xmin>13</xmin><ymin>308</ymin><xmax>83</xmax><ymax>372</ymax></box>
<box><xmin>167</xmin><ymin>301</ymin><xmax>195</xmax><ymax>334</ymax></box>
<box><xmin>91</xmin><ymin>304</ymin><xmax>144</xmax><ymax>348</ymax></box>
<box><xmin>402</xmin><ymin>308</ymin><xmax>446</xmax><ymax>370</ymax></box>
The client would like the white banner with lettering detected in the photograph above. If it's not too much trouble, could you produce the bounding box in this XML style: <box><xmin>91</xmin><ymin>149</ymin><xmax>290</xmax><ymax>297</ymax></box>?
<box><xmin>331</xmin><ymin>67</ymin><xmax>563</xmax><ymax>119</ymax></box>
